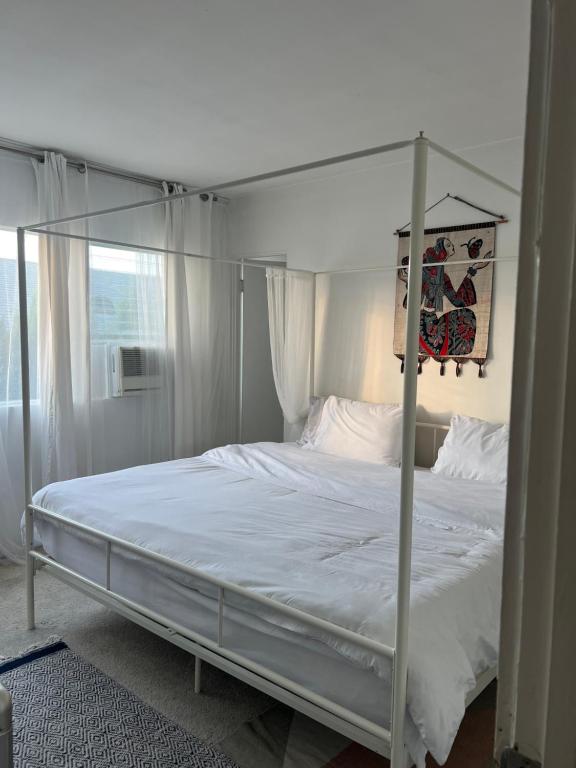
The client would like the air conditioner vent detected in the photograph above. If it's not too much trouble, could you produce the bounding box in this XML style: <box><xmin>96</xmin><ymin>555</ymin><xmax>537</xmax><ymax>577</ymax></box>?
<box><xmin>111</xmin><ymin>346</ymin><xmax>162</xmax><ymax>396</ymax></box>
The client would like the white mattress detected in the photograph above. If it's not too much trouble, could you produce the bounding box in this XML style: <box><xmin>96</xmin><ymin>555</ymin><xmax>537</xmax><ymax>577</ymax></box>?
<box><xmin>32</xmin><ymin>441</ymin><xmax>505</xmax><ymax>767</ymax></box>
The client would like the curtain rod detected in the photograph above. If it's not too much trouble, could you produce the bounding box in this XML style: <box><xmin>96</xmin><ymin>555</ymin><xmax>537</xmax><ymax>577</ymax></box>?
<box><xmin>0</xmin><ymin>135</ymin><xmax>194</xmax><ymax>193</ymax></box>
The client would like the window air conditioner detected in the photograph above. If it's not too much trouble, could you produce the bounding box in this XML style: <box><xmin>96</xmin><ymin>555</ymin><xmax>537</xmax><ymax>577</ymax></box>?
<box><xmin>111</xmin><ymin>346</ymin><xmax>161</xmax><ymax>396</ymax></box>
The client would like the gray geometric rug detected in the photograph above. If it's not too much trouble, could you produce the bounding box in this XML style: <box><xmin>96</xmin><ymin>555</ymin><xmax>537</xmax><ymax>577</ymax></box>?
<box><xmin>0</xmin><ymin>640</ymin><xmax>240</xmax><ymax>767</ymax></box>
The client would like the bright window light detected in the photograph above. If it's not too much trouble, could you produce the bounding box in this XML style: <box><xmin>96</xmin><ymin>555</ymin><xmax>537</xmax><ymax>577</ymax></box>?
<box><xmin>0</xmin><ymin>234</ymin><xmax>164</xmax><ymax>404</ymax></box>
<box><xmin>89</xmin><ymin>245</ymin><xmax>164</xmax><ymax>345</ymax></box>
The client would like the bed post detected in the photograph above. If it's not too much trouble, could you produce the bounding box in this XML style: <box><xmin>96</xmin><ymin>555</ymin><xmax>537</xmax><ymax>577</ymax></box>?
<box><xmin>390</xmin><ymin>135</ymin><xmax>428</xmax><ymax>768</ymax></box>
<box><xmin>238</xmin><ymin>259</ymin><xmax>245</xmax><ymax>443</ymax></box>
<box><xmin>17</xmin><ymin>227</ymin><xmax>35</xmax><ymax>630</ymax></box>
<box><xmin>310</xmin><ymin>273</ymin><xmax>316</xmax><ymax>397</ymax></box>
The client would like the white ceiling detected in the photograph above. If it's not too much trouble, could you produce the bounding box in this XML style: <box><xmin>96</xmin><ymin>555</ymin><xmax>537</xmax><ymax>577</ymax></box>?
<box><xmin>0</xmin><ymin>0</ymin><xmax>530</xmax><ymax>187</ymax></box>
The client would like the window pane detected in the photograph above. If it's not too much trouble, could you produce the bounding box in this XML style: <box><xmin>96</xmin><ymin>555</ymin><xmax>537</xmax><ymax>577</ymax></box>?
<box><xmin>89</xmin><ymin>245</ymin><xmax>165</xmax><ymax>399</ymax></box>
<box><xmin>89</xmin><ymin>245</ymin><xmax>164</xmax><ymax>344</ymax></box>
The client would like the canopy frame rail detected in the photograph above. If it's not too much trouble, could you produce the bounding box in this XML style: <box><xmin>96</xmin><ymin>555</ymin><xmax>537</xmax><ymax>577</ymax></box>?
<box><xmin>27</xmin><ymin>226</ymin><xmax>518</xmax><ymax>276</ymax></box>
<box><xmin>18</xmin><ymin>133</ymin><xmax>519</xmax><ymax>768</ymax></box>
<box><xmin>22</xmin><ymin>139</ymin><xmax>416</xmax><ymax>231</ymax></box>
<box><xmin>315</xmin><ymin>256</ymin><xmax>518</xmax><ymax>277</ymax></box>
<box><xmin>28</xmin><ymin>228</ymin><xmax>306</xmax><ymax>273</ymax></box>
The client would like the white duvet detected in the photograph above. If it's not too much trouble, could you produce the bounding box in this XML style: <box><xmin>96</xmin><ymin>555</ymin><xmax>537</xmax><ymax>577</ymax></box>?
<box><xmin>32</xmin><ymin>441</ymin><xmax>505</xmax><ymax>766</ymax></box>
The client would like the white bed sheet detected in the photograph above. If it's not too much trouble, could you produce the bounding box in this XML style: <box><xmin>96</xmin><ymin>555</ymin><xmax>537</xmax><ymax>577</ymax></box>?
<box><xmin>32</xmin><ymin>441</ymin><xmax>505</xmax><ymax>766</ymax></box>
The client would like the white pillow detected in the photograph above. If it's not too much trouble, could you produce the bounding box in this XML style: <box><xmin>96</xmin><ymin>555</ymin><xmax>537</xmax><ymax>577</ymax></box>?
<box><xmin>432</xmin><ymin>415</ymin><xmax>509</xmax><ymax>483</ymax></box>
<box><xmin>305</xmin><ymin>395</ymin><xmax>403</xmax><ymax>465</ymax></box>
<box><xmin>297</xmin><ymin>396</ymin><xmax>327</xmax><ymax>447</ymax></box>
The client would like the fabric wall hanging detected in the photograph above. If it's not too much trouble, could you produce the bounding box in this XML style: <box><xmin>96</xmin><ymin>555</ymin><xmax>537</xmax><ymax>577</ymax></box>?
<box><xmin>393</xmin><ymin>221</ymin><xmax>496</xmax><ymax>377</ymax></box>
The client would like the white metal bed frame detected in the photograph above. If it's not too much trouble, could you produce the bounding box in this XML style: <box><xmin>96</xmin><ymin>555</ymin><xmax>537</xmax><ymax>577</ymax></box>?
<box><xmin>17</xmin><ymin>134</ymin><xmax>519</xmax><ymax>767</ymax></box>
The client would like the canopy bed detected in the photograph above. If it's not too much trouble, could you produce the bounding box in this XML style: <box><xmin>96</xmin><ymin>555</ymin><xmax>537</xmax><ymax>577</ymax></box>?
<box><xmin>16</xmin><ymin>134</ymin><xmax>520</xmax><ymax>767</ymax></box>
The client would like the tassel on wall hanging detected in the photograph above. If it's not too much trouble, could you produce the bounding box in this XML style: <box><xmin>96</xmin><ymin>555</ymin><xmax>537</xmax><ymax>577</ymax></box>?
<box><xmin>393</xmin><ymin>194</ymin><xmax>507</xmax><ymax>378</ymax></box>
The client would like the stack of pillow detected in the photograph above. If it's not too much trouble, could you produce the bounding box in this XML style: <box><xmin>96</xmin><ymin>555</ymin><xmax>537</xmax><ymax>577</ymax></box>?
<box><xmin>299</xmin><ymin>395</ymin><xmax>508</xmax><ymax>483</ymax></box>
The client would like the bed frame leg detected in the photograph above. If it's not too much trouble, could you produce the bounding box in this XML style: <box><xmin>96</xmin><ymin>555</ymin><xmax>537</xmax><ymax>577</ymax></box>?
<box><xmin>194</xmin><ymin>656</ymin><xmax>202</xmax><ymax>694</ymax></box>
<box><xmin>25</xmin><ymin>510</ymin><xmax>35</xmax><ymax>631</ymax></box>
<box><xmin>18</xmin><ymin>227</ymin><xmax>35</xmax><ymax>632</ymax></box>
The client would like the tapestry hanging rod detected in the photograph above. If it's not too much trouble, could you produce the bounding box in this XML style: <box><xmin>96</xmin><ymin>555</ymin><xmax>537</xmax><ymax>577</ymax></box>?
<box><xmin>395</xmin><ymin>192</ymin><xmax>508</xmax><ymax>235</ymax></box>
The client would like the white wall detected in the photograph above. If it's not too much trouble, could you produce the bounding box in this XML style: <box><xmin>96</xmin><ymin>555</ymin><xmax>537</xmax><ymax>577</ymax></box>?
<box><xmin>229</xmin><ymin>139</ymin><xmax>522</xmax><ymax>425</ymax></box>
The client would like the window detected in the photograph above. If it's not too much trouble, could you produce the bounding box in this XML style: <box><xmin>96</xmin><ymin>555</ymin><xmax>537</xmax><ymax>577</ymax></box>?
<box><xmin>89</xmin><ymin>245</ymin><xmax>165</xmax><ymax>345</ymax></box>
<box><xmin>89</xmin><ymin>245</ymin><xmax>165</xmax><ymax>398</ymax></box>
<box><xmin>0</xmin><ymin>229</ymin><xmax>39</xmax><ymax>403</ymax></box>
<box><xmin>0</xmin><ymin>235</ymin><xmax>165</xmax><ymax>404</ymax></box>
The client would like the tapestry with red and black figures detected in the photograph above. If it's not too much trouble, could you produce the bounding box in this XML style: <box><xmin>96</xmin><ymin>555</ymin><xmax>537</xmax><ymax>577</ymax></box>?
<box><xmin>393</xmin><ymin>222</ymin><xmax>495</xmax><ymax>377</ymax></box>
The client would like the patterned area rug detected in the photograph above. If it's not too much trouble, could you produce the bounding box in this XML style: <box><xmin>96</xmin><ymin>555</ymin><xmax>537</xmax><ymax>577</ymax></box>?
<box><xmin>0</xmin><ymin>640</ymin><xmax>240</xmax><ymax>768</ymax></box>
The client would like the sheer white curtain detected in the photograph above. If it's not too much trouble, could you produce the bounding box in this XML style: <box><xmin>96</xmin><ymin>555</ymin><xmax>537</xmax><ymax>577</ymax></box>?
<box><xmin>132</xmin><ymin>248</ymin><xmax>172</xmax><ymax>464</ymax></box>
<box><xmin>165</xmin><ymin>187</ymin><xmax>238</xmax><ymax>458</ymax></box>
<box><xmin>0</xmin><ymin>153</ymin><xmax>39</xmax><ymax>562</ymax></box>
<box><xmin>33</xmin><ymin>153</ymin><xmax>92</xmax><ymax>484</ymax></box>
<box><xmin>0</xmin><ymin>231</ymin><xmax>34</xmax><ymax>561</ymax></box>
<box><xmin>35</xmin><ymin>154</ymin><xmax>172</xmax><ymax>482</ymax></box>
<box><xmin>86</xmin><ymin>187</ymin><xmax>170</xmax><ymax>472</ymax></box>
<box><xmin>266</xmin><ymin>268</ymin><xmax>314</xmax><ymax>426</ymax></box>
<box><xmin>0</xmin><ymin>431</ymin><xmax>20</xmax><ymax>561</ymax></box>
